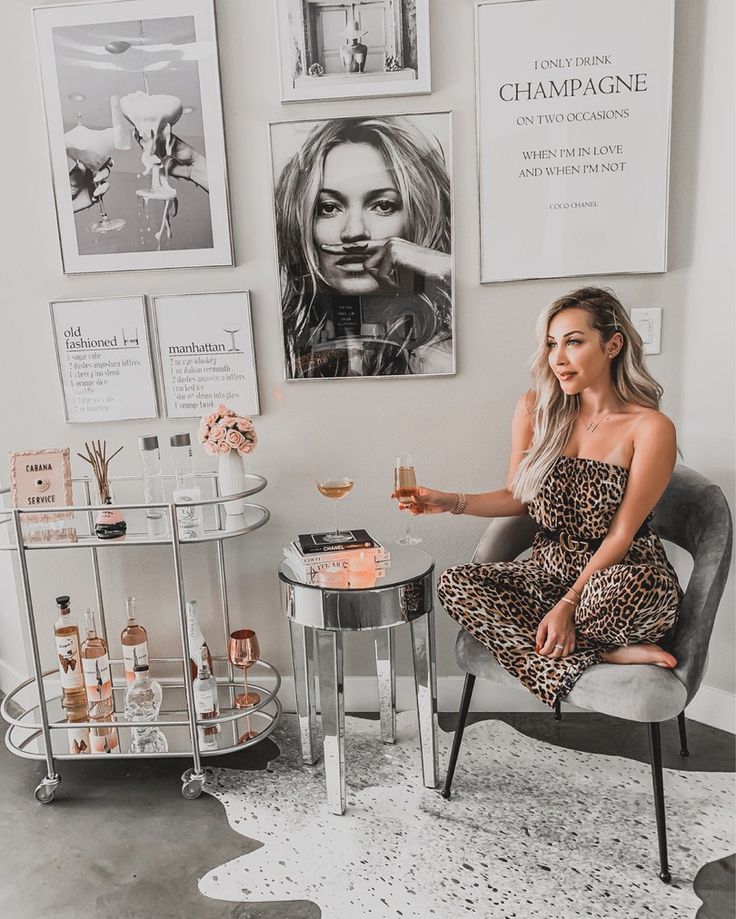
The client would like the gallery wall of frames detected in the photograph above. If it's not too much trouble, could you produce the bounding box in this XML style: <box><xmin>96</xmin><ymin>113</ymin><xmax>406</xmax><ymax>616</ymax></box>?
<box><xmin>3</xmin><ymin>0</ymin><xmax>733</xmax><ymax>693</ymax></box>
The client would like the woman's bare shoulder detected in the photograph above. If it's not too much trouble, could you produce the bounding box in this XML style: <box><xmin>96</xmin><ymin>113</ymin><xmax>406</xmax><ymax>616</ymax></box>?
<box><xmin>515</xmin><ymin>389</ymin><xmax>537</xmax><ymax>416</ymax></box>
<box><xmin>629</xmin><ymin>407</ymin><xmax>677</xmax><ymax>444</ymax></box>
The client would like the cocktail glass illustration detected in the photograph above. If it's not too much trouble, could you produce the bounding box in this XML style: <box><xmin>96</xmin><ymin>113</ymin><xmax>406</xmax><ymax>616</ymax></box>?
<box><xmin>223</xmin><ymin>325</ymin><xmax>241</xmax><ymax>351</ymax></box>
<box><xmin>65</xmin><ymin>125</ymin><xmax>126</xmax><ymax>234</ymax></box>
<box><xmin>120</xmin><ymin>91</ymin><xmax>184</xmax><ymax>245</ymax></box>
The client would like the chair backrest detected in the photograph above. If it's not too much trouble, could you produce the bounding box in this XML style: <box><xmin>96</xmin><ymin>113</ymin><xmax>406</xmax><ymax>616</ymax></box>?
<box><xmin>471</xmin><ymin>464</ymin><xmax>733</xmax><ymax>705</ymax></box>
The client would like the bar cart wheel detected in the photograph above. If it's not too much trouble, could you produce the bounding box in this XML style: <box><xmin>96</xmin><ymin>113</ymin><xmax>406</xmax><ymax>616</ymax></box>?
<box><xmin>181</xmin><ymin>777</ymin><xmax>204</xmax><ymax>799</ymax></box>
<box><xmin>34</xmin><ymin>775</ymin><xmax>60</xmax><ymax>804</ymax></box>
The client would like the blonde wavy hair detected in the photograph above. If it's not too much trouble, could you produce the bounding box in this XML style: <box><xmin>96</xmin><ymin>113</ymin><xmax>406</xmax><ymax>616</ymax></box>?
<box><xmin>511</xmin><ymin>287</ymin><xmax>663</xmax><ymax>503</ymax></box>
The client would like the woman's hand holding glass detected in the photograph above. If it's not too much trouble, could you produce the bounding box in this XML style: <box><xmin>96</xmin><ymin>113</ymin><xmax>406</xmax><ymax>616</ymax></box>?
<box><xmin>393</xmin><ymin>485</ymin><xmax>457</xmax><ymax>515</ymax></box>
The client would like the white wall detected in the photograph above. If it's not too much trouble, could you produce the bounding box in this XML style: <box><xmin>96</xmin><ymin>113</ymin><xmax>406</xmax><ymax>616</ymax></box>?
<box><xmin>1</xmin><ymin>0</ymin><xmax>733</xmax><ymax>720</ymax></box>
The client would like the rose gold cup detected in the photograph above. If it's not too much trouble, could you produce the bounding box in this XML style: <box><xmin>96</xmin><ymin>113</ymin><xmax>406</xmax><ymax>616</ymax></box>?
<box><xmin>228</xmin><ymin>629</ymin><xmax>260</xmax><ymax>742</ymax></box>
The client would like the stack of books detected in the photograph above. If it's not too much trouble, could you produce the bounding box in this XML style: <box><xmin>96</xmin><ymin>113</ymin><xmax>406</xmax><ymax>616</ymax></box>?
<box><xmin>282</xmin><ymin>529</ymin><xmax>390</xmax><ymax>582</ymax></box>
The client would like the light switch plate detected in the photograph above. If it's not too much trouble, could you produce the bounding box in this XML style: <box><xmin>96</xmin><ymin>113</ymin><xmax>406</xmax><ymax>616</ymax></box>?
<box><xmin>631</xmin><ymin>308</ymin><xmax>661</xmax><ymax>355</ymax></box>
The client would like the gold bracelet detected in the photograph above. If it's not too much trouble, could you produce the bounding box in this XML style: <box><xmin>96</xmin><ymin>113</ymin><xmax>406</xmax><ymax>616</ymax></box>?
<box><xmin>560</xmin><ymin>596</ymin><xmax>577</xmax><ymax>608</ymax></box>
<box><xmin>568</xmin><ymin>586</ymin><xmax>582</xmax><ymax>600</ymax></box>
<box><xmin>451</xmin><ymin>492</ymin><xmax>467</xmax><ymax>515</ymax></box>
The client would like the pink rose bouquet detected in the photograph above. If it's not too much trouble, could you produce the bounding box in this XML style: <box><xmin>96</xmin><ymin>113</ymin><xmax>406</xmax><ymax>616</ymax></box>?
<box><xmin>198</xmin><ymin>405</ymin><xmax>257</xmax><ymax>457</ymax></box>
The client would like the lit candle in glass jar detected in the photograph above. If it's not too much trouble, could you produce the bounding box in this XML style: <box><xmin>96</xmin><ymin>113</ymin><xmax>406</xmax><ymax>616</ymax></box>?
<box><xmin>348</xmin><ymin>551</ymin><xmax>377</xmax><ymax>588</ymax></box>
<box><xmin>317</xmin><ymin>564</ymin><xmax>349</xmax><ymax>589</ymax></box>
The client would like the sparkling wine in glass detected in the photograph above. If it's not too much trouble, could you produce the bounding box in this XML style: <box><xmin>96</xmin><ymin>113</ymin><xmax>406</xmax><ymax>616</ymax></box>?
<box><xmin>228</xmin><ymin>629</ymin><xmax>260</xmax><ymax>742</ymax></box>
<box><xmin>395</xmin><ymin>455</ymin><xmax>422</xmax><ymax>545</ymax></box>
<box><xmin>316</xmin><ymin>477</ymin><xmax>354</xmax><ymax>542</ymax></box>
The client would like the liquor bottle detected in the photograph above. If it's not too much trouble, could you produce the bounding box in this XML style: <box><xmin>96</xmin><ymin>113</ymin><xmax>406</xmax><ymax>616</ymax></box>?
<box><xmin>81</xmin><ymin>608</ymin><xmax>113</xmax><ymax>705</ymax></box>
<box><xmin>81</xmin><ymin>608</ymin><xmax>119</xmax><ymax>753</ymax></box>
<box><xmin>170</xmin><ymin>433</ymin><xmax>204</xmax><ymax>540</ymax></box>
<box><xmin>64</xmin><ymin>697</ymin><xmax>90</xmax><ymax>755</ymax></box>
<box><xmin>124</xmin><ymin>664</ymin><xmax>167</xmax><ymax>754</ymax></box>
<box><xmin>138</xmin><ymin>435</ymin><xmax>167</xmax><ymax>538</ymax></box>
<box><xmin>54</xmin><ymin>596</ymin><xmax>86</xmax><ymax>707</ymax></box>
<box><xmin>121</xmin><ymin>596</ymin><xmax>149</xmax><ymax>684</ymax></box>
<box><xmin>185</xmin><ymin>600</ymin><xmax>213</xmax><ymax>680</ymax></box>
<box><xmin>193</xmin><ymin>646</ymin><xmax>220</xmax><ymax>736</ymax></box>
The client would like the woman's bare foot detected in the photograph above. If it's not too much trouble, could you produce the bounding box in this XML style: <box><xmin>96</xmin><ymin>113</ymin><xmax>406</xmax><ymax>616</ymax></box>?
<box><xmin>602</xmin><ymin>644</ymin><xmax>677</xmax><ymax>668</ymax></box>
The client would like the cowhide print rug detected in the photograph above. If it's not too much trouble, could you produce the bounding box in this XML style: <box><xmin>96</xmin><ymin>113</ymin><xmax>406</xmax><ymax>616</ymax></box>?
<box><xmin>198</xmin><ymin>714</ymin><xmax>734</xmax><ymax>918</ymax></box>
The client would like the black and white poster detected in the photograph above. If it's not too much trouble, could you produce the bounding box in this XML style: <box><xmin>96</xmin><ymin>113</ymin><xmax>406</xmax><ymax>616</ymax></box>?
<box><xmin>476</xmin><ymin>0</ymin><xmax>674</xmax><ymax>282</ymax></box>
<box><xmin>34</xmin><ymin>0</ymin><xmax>232</xmax><ymax>274</ymax></box>
<box><xmin>270</xmin><ymin>113</ymin><xmax>454</xmax><ymax>380</ymax></box>
<box><xmin>50</xmin><ymin>297</ymin><xmax>158</xmax><ymax>423</ymax></box>
<box><xmin>276</xmin><ymin>0</ymin><xmax>431</xmax><ymax>103</ymax></box>
<box><xmin>152</xmin><ymin>291</ymin><xmax>260</xmax><ymax>418</ymax></box>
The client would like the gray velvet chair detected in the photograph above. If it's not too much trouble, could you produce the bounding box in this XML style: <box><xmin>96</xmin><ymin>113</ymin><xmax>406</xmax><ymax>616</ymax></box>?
<box><xmin>440</xmin><ymin>464</ymin><xmax>733</xmax><ymax>882</ymax></box>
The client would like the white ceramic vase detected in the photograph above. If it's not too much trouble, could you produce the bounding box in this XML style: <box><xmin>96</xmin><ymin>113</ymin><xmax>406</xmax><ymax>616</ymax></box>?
<box><xmin>218</xmin><ymin>450</ymin><xmax>247</xmax><ymax>515</ymax></box>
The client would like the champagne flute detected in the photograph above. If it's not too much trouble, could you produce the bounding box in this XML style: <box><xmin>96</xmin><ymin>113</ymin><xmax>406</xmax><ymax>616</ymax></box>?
<box><xmin>316</xmin><ymin>477</ymin><xmax>354</xmax><ymax>542</ymax></box>
<box><xmin>228</xmin><ymin>629</ymin><xmax>260</xmax><ymax>742</ymax></box>
<box><xmin>394</xmin><ymin>455</ymin><xmax>422</xmax><ymax>545</ymax></box>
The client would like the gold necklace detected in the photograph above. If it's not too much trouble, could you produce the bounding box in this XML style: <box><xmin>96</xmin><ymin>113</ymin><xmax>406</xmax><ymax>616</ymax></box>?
<box><xmin>582</xmin><ymin>410</ymin><xmax>614</xmax><ymax>433</ymax></box>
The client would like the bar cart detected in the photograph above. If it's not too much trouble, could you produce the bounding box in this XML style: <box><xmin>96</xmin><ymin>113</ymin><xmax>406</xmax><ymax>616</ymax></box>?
<box><xmin>0</xmin><ymin>473</ymin><xmax>282</xmax><ymax>802</ymax></box>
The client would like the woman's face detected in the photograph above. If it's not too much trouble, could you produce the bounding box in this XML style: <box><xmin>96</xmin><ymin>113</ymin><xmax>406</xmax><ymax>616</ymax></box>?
<box><xmin>313</xmin><ymin>141</ymin><xmax>408</xmax><ymax>296</ymax></box>
<box><xmin>546</xmin><ymin>308</ymin><xmax>618</xmax><ymax>393</ymax></box>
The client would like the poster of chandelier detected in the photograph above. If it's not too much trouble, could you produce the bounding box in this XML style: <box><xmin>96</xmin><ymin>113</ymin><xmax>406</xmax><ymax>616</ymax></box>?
<box><xmin>33</xmin><ymin>0</ymin><xmax>233</xmax><ymax>274</ymax></box>
<box><xmin>476</xmin><ymin>0</ymin><xmax>674</xmax><ymax>282</ymax></box>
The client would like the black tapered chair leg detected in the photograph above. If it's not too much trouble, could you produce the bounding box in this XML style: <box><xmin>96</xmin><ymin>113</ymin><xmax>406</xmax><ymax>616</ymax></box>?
<box><xmin>677</xmin><ymin>711</ymin><xmax>690</xmax><ymax>757</ymax></box>
<box><xmin>553</xmin><ymin>698</ymin><xmax>562</xmax><ymax>721</ymax></box>
<box><xmin>648</xmin><ymin>722</ymin><xmax>672</xmax><ymax>883</ymax></box>
<box><xmin>441</xmin><ymin>673</ymin><xmax>476</xmax><ymax>799</ymax></box>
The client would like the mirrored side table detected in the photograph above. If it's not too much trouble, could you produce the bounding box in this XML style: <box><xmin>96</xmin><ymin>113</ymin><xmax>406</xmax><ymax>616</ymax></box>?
<box><xmin>278</xmin><ymin>544</ymin><xmax>438</xmax><ymax>815</ymax></box>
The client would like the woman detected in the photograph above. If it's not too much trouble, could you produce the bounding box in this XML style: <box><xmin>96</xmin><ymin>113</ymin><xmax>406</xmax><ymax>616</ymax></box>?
<box><xmin>397</xmin><ymin>287</ymin><xmax>682</xmax><ymax>708</ymax></box>
<box><xmin>274</xmin><ymin>115</ymin><xmax>453</xmax><ymax>379</ymax></box>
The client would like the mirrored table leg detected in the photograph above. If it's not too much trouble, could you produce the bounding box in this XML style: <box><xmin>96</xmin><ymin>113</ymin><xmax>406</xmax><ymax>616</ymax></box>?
<box><xmin>410</xmin><ymin>612</ymin><xmax>439</xmax><ymax>788</ymax></box>
<box><xmin>374</xmin><ymin>628</ymin><xmax>396</xmax><ymax>744</ymax></box>
<box><xmin>289</xmin><ymin>621</ymin><xmax>319</xmax><ymax>765</ymax></box>
<box><xmin>316</xmin><ymin>629</ymin><xmax>346</xmax><ymax>815</ymax></box>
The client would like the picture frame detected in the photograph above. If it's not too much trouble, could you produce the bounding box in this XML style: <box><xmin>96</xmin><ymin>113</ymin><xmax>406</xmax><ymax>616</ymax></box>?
<box><xmin>9</xmin><ymin>448</ymin><xmax>78</xmax><ymax>544</ymax></box>
<box><xmin>150</xmin><ymin>290</ymin><xmax>260</xmax><ymax>418</ymax></box>
<box><xmin>269</xmin><ymin>111</ymin><xmax>455</xmax><ymax>381</ymax></box>
<box><xmin>33</xmin><ymin>0</ymin><xmax>233</xmax><ymax>274</ymax></box>
<box><xmin>276</xmin><ymin>0</ymin><xmax>431</xmax><ymax>103</ymax></box>
<box><xmin>475</xmin><ymin>0</ymin><xmax>675</xmax><ymax>282</ymax></box>
<box><xmin>50</xmin><ymin>296</ymin><xmax>159</xmax><ymax>423</ymax></box>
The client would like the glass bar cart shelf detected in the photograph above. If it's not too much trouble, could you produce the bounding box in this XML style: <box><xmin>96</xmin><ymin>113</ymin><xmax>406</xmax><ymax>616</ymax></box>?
<box><xmin>0</xmin><ymin>473</ymin><xmax>281</xmax><ymax>803</ymax></box>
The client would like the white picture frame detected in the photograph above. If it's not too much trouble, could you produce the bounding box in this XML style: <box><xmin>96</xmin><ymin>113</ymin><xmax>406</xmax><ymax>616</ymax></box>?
<box><xmin>151</xmin><ymin>291</ymin><xmax>260</xmax><ymax>418</ymax></box>
<box><xmin>475</xmin><ymin>0</ymin><xmax>675</xmax><ymax>282</ymax></box>
<box><xmin>276</xmin><ymin>0</ymin><xmax>431</xmax><ymax>103</ymax></box>
<box><xmin>269</xmin><ymin>112</ymin><xmax>455</xmax><ymax>381</ymax></box>
<box><xmin>33</xmin><ymin>0</ymin><xmax>233</xmax><ymax>274</ymax></box>
<box><xmin>50</xmin><ymin>295</ymin><xmax>159</xmax><ymax>423</ymax></box>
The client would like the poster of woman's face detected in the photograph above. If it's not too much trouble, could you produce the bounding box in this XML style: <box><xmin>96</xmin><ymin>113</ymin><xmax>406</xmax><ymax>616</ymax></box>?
<box><xmin>33</xmin><ymin>0</ymin><xmax>232</xmax><ymax>274</ymax></box>
<box><xmin>276</xmin><ymin>0</ymin><xmax>431</xmax><ymax>103</ymax></box>
<box><xmin>269</xmin><ymin>113</ymin><xmax>454</xmax><ymax>381</ymax></box>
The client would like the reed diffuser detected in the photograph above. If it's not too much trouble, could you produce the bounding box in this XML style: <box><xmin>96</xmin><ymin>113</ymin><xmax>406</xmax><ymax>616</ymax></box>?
<box><xmin>78</xmin><ymin>440</ymin><xmax>127</xmax><ymax>540</ymax></box>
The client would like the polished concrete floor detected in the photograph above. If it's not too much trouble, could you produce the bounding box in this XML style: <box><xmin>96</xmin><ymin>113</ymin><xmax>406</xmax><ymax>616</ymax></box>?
<box><xmin>0</xmin><ymin>710</ymin><xmax>733</xmax><ymax>919</ymax></box>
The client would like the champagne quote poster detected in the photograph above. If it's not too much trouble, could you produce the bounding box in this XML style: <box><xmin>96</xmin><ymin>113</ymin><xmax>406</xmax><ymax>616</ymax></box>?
<box><xmin>476</xmin><ymin>0</ymin><xmax>674</xmax><ymax>282</ymax></box>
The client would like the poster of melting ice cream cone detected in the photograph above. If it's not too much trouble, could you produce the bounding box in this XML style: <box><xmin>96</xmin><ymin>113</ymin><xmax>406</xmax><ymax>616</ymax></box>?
<box><xmin>33</xmin><ymin>0</ymin><xmax>233</xmax><ymax>273</ymax></box>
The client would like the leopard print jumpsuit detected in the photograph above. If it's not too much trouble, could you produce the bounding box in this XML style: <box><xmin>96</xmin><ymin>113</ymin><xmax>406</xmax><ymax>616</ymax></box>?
<box><xmin>437</xmin><ymin>456</ymin><xmax>682</xmax><ymax>708</ymax></box>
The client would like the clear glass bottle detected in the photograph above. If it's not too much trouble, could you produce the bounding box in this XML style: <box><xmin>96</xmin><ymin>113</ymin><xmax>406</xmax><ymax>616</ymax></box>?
<box><xmin>185</xmin><ymin>599</ymin><xmax>213</xmax><ymax>680</ymax></box>
<box><xmin>193</xmin><ymin>646</ymin><xmax>220</xmax><ymax>737</ymax></box>
<box><xmin>138</xmin><ymin>435</ymin><xmax>167</xmax><ymax>538</ymax></box>
<box><xmin>121</xmin><ymin>596</ymin><xmax>149</xmax><ymax>684</ymax></box>
<box><xmin>54</xmin><ymin>596</ymin><xmax>86</xmax><ymax>707</ymax></box>
<box><xmin>81</xmin><ymin>608</ymin><xmax>119</xmax><ymax>753</ymax></box>
<box><xmin>170</xmin><ymin>433</ymin><xmax>204</xmax><ymax>540</ymax></box>
<box><xmin>124</xmin><ymin>664</ymin><xmax>167</xmax><ymax>753</ymax></box>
